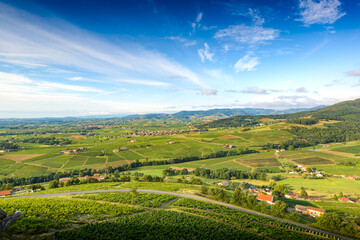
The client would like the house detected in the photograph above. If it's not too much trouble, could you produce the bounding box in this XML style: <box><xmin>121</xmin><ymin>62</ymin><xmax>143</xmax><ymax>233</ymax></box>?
<box><xmin>129</xmin><ymin>139</ymin><xmax>138</xmax><ymax>143</ymax></box>
<box><xmin>223</xmin><ymin>144</ymin><xmax>234</xmax><ymax>149</ymax></box>
<box><xmin>285</xmin><ymin>193</ymin><xmax>300</xmax><ymax>199</ymax></box>
<box><xmin>338</xmin><ymin>197</ymin><xmax>354</xmax><ymax>203</ymax></box>
<box><xmin>59</xmin><ymin>177</ymin><xmax>71</xmax><ymax>182</ymax></box>
<box><xmin>295</xmin><ymin>205</ymin><xmax>325</xmax><ymax>218</ymax></box>
<box><xmin>257</xmin><ymin>194</ymin><xmax>274</xmax><ymax>204</ymax></box>
<box><xmin>166</xmin><ymin>141</ymin><xmax>176</xmax><ymax>144</ymax></box>
<box><xmin>120</xmin><ymin>147</ymin><xmax>128</xmax><ymax>151</ymax></box>
<box><xmin>0</xmin><ymin>190</ymin><xmax>12</xmax><ymax>197</ymax></box>
<box><xmin>113</xmin><ymin>149</ymin><xmax>119</xmax><ymax>153</ymax></box>
<box><xmin>218</xmin><ymin>181</ymin><xmax>229</xmax><ymax>187</ymax></box>
<box><xmin>280</xmin><ymin>149</ymin><xmax>286</xmax><ymax>152</ymax></box>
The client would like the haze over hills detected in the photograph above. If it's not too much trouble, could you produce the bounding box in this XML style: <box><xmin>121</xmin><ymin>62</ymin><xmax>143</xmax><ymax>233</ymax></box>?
<box><xmin>0</xmin><ymin>106</ymin><xmax>326</xmax><ymax>124</ymax></box>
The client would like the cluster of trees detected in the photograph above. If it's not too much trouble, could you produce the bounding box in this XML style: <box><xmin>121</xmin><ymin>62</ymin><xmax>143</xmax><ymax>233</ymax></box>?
<box><xmin>287</xmin><ymin>121</ymin><xmax>360</xmax><ymax>144</ymax></box>
<box><xmin>314</xmin><ymin>213</ymin><xmax>359</xmax><ymax>238</ymax></box>
<box><xmin>163</xmin><ymin>168</ymin><xmax>188</xmax><ymax>176</ymax></box>
<box><xmin>197</xmin><ymin>116</ymin><xmax>261</xmax><ymax>129</ymax></box>
<box><xmin>19</xmin><ymin>137</ymin><xmax>72</xmax><ymax>145</ymax></box>
<box><xmin>0</xmin><ymin>142</ymin><xmax>19</xmax><ymax>150</ymax></box>
<box><xmin>263</xmin><ymin>138</ymin><xmax>313</xmax><ymax>150</ymax></box>
<box><xmin>194</xmin><ymin>168</ymin><xmax>268</xmax><ymax>181</ymax></box>
<box><xmin>287</xmin><ymin>118</ymin><xmax>319</xmax><ymax>125</ymax></box>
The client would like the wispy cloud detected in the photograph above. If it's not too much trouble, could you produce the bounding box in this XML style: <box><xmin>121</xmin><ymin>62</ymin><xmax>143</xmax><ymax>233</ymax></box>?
<box><xmin>198</xmin><ymin>43</ymin><xmax>215</xmax><ymax>62</ymax></box>
<box><xmin>234</xmin><ymin>52</ymin><xmax>259</xmax><ymax>72</ymax></box>
<box><xmin>295</xmin><ymin>87</ymin><xmax>307</xmax><ymax>92</ymax></box>
<box><xmin>215</xmin><ymin>24</ymin><xmax>280</xmax><ymax>45</ymax></box>
<box><xmin>166</xmin><ymin>36</ymin><xmax>197</xmax><ymax>46</ymax></box>
<box><xmin>297</xmin><ymin>0</ymin><xmax>346</xmax><ymax>26</ymax></box>
<box><xmin>191</xmin><ymin>12</ymin><xmax>203</xmax><ymax>31</ymax></box>
<box><xmin>0</xmin><ymin>72</ymin><xmax>104</xmax><ymax>93</ymax></box>
<box><xmin>0</xmin><ymin>3</ymin><xmax>205</xmax><ymax>88</ymax></box>
<box><xmin>116</xmin><ymin>79</ymin><xmax>171</xmax><ymax>87</ymax></box>
<box><xmin>200</xmin><ymin>89</ymin><xmax>217</xmax><ymax>96</ymax></box>
<box><xmin>241</xmin><ymin>87</ymin><xmax>268</xmax><ymax>94</ymax></box>
<box><xmin>348</xmin><ymin>70</ymin><xmax>360</xmax><ymax>76</ymax></box>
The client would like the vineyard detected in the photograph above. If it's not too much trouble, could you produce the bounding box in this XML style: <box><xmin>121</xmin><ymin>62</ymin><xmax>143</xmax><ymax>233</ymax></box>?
<box><xmin>171</xmin><ymin>198</ymin><xmax>333</xmax><ymax>240</ymax></box>
<box><xmin>0</xmin><ymin>198</ymin><xmax>142</xmax><ymax>236</ymax></box>
<box><xmin>72</xmin><ymin>192</ymin><xmax>176</xmax><ymax>207</ymax></box>
<box><xmin>55</xmin><ymin>210</ymin><xmax>264</xmax><ymax>240</ymax></box>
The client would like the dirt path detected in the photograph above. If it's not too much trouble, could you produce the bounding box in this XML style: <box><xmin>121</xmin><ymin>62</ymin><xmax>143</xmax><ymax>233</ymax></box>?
<box><xmin>7</xmin><ymin>189</ymin><xmax>351</xmax><ymax>240</ymax></box>
<box><xmin>129</xmin><ymin>149</ymin><xmax>146</xmax><ymax>158</ymax></box>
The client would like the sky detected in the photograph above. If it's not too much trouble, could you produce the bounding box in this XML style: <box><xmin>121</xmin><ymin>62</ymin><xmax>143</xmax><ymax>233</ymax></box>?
<box><xmin>0</xmin><ymin>0</ymin><xmax>360</xmax><ymax>118</ymax></box>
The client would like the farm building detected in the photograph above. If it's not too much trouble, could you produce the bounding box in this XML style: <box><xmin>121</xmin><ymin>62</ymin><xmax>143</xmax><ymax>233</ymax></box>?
<box><xmin>338</xmin><ymin>197</ymin><xmax>355</xmax><ymax>203</ymax></box>
<box><xmin>113</xmin><ymin>149</ymin><xmax>120</xmax><ymax>153</ymax></box>
<box><xmin>0</xmin><ymin>190</ymin><xmax>12</xmax><ymax>197</ymax></box>
<box><xmin>120</xmin><ymin>147</ymin><xmax>128</xmax><ymax>151</ymax></box>
<box><xmin>295</xmin><ymin>205</ymin><xmax>325</xmax><ymax>218</ymax></box>
<box><xmin>285</xmin><ymin>193</ymin><xmax>300</xmax><ymax>199</ymax></box>
<box><xmin>257</xmin><ymin>194</ymin><xmax>274</xmax><ymax>204</ymax></box>
<box><xmin>218</xmin><ymin>181</ymin><xmax>229</xmax><ymax>187</ymax></box>
<box><xmin>59</xmin><ymin>177</ymin><xmax>71</xmax><ymax>182</ymax></box>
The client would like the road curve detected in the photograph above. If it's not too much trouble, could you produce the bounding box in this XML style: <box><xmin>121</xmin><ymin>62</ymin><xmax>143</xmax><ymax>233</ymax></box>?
<box><xmin>8</xmin><ymin>189</ymin><xmax>352</xmax><ymax>240</ymax></box>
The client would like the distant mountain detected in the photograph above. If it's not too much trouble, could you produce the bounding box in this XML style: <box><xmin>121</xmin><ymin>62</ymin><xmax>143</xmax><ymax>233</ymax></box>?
<box><xmin>0</xmin><ymin>105</ymin><xmax>326</xmax><ymax>124</ymax></box>
<box><xmin>197</xmin><ymin>98</ymin><xmax>360</xmax><ymax>129</ymax></box>
<box><xmin>119</xmin><ymin>106</ymin><xmax>326</xmax><ymax>123</ymax></box>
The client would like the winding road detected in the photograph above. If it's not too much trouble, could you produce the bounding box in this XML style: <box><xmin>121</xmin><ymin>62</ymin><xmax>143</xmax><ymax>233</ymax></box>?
<box><xmin>8</xmin><ymin>189</ymin><xmax>352</xmax><ymax>240</ymax></box>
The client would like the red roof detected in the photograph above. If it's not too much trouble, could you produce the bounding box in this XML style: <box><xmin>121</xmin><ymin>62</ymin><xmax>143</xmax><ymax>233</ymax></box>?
<box><xmin>0</xmin><ymin>190</ymin><xmax>12</xmax><ymax>196</ymax></box>
<box><xmin>339</xmin><ymin>197</ymin><xmax>351</xmax><ymax>202</ymax></box>
<box><xmin>257</xmin><ymin>194</ymin><xmax>273</xmax><ymax>202</ymax></box>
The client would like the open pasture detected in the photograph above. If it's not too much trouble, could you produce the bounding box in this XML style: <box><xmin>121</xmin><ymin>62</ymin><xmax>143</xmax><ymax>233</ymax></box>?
<box><xmin>330</xmin><ymin>144</ymin><xmax>360</xmax><ymax>154</ymax></box>
<box><xmin>293</xmin><ymin>157</ymin><xmax>334</xmax><ymax>165</ymax></box>
<box><xmin>0</xmin><ymin>154</ymin><xmax>44</xmax><ymax>162</ymax></box>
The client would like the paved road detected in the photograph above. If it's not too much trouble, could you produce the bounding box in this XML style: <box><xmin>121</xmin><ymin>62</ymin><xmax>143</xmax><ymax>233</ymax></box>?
<box><xmin>8</xmin><ymin>189</ymin><xmax>352</xmax><ymax>240</ymax></box>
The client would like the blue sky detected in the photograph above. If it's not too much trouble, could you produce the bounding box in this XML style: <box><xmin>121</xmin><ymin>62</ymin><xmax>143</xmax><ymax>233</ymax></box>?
<box><xmin>0</xmin><ymin>0</ymin><xmax>360</xmax><ymax>118</ymax></box>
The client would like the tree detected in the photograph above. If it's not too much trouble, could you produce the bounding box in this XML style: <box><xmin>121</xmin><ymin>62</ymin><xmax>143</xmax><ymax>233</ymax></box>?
<box><xmin>271</xmin><ymin>201</ymin><xmax>288</xmax><ymax>217</ymax></box>
<box><xmin>300</xmin><ymin>188</ymin><xmax>308</xmax><ymax>199</ymax></box>
<box><xmin>48</xmin><ymin>180</ymin><xmax>59</xmax><ymax>189</ymax></box>
<box><xmin>315</xmin><ymin>213</ymin><xmax>343</xmax><ymax>233</ymax></box>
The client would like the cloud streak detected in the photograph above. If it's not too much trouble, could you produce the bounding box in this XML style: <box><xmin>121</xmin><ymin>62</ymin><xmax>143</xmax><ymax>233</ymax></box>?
<box><xmin>215</xmin><ymin>24</ymin><xmax>280</xmax><ymax>45</ymax></box>
<box><xmin>0</xmin><ymin>3</ymin><xmax>205</xmax><ymax>88</ymax></box>
<box><xmin>234</xmin><ymin>52</ymin><xmax>259</xmax><ymax>72</ymax></box>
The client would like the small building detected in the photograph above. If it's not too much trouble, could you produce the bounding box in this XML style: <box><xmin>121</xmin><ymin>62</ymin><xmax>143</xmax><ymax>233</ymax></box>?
<box><xmin>129</xmin><ymin>139</ymin><xmax>138</xmax><ymax>143</ymax></box>
<box><xmin>113</xmin><ymin>149</ymin><xmax>120</xmax><ymax>153</ymax></box>
<box><xmin>257</xmin><ymin>194</ymin><xmax>274</xmax><ymax>204</ymax></box>
<box><xmin>307</xmin><ymin>207</ymin><xmax>326</xmax><ymax>218</ymax></box>
<box><xmin>295</xmin><ymin>205</ymin><xmax>325</xmax><ymax>218</ymax></box>
<box><xmin>0</xmin><ymin>190</ymin><xmax>12</xmax><ymax>197</ymax></box>
<box><xmin>120</xmin><ymin>147</ymin><xmax>128</xmax><ymax>151</ymax></box>
<box><xmin>166</xmin><ymin>141</ymin><xmax>176</xmax><ymax>144</ymax></box>
<box><xmin>218</xmin><ymin>181</ymin><xmax>229</xmax><ymax>187</ymax></box>
<box><xmin>59</xmin><ymin>177</ymin><xmax>71</xmax><ymax>182</ymax></box>
<box><xmin>338</xmin><ymin>197</ymin><xmax>354</xmax><ymax>203</ymax></box>
<box><xmin>285</xmin><ymin>193</ymin><xmax>300</xmax><ymax>199</ymax></box>
<box><xmin>280</xmin><ymin>149</ymin><xmax>286</xmax><ymax>152</ymax></box>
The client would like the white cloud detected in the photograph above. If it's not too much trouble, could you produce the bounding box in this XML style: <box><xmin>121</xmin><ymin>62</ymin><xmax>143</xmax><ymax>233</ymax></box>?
<box><xmin>0</xmin><ymin>72</ymin><xmax>104</xmax><ymax>93</ymax></box>
<box><xmin>348</xmin><ymin>70</ymin><xmax>360</xmax><ymax>76</ymax></box>
<box><xmin>295</xmin><ymin>87</ymin><xmax>307</xmax><ymax>92</ymax></box>
<box><xmin>200</xmin><ymin>89</ymin><xmax>217</xmax><ymax>96</ymax></box>
<box><xmin>116</xmin><ymin>79</ymin><xmax>171</xmax><ymax>87</ymax></box>
<box><xmin>297</xmin><ymin>0</ymin><xmax>346</xmax><ymax>26</ymax></box>
<box><xmin>249</xmin><ymin>8</ymin><xmax>265</xmax><ymax>26</ymax></box>
<box><xmin>191</xmin><ymin>12</ymin><xmax>203</xmax><ymax>31</ymax></box>
<box><xmin>215</xmin><ymin>24</ymin><xmax>280</xmax><ymax>44</ymax></box>
<box><xmin>241</xmin><ymin>87</ymin><xmax>268</xmax><ymax>94</ymax></box>
<box><xmin>234</xmin><ymin>52</ymin><xmax>260</xmax><ymax>72</ymax></box>
<box><xmin>197</xmin><ymin>43</ymin><xmax>215</xmax><ymax>62</ymax></box>
<box><xmin>166</xmin><ymin>36</ymin><xmax>197</xmax><ymax>46</ymax></box>
<box><xmin>196</xmin><ymin>12</ymin><xmax>203</xmax><ymax>23</ymax></box>
<box><xmin>0</xmin><ymin>3</ymin><xmax>205</xmax><ymax>88</ymax></box>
